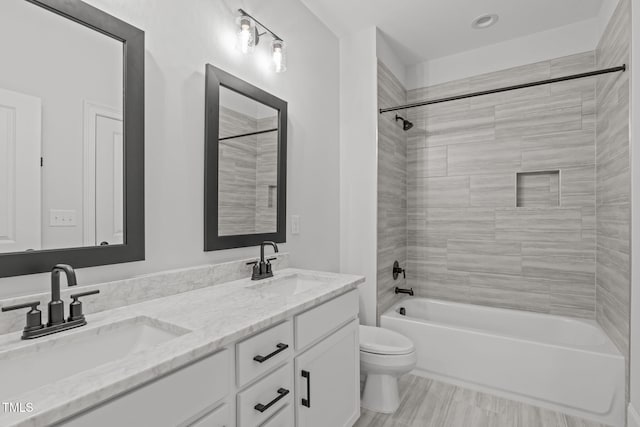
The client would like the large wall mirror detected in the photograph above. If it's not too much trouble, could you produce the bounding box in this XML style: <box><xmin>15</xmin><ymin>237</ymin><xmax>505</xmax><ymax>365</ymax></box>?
<box><xmin>0</xmin><ymin>0</ymin><xmax>144</xmax><ymax>277</ymax></box>
<box><xmin>204</xmin><ymin>65</ymin><xmax>287</xmax><ymax>250</ymax></box>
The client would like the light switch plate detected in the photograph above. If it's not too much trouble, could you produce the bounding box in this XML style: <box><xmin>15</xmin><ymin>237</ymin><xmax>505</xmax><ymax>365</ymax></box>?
<box><xmin>291</xmin><ymin>215</ymin><xmax>300</xmax><ymax>235</ymax></box>
<box><xmin>49</xmin><ymin>209</ymin><xmax>76</xmax><ymax>227</ymax></box>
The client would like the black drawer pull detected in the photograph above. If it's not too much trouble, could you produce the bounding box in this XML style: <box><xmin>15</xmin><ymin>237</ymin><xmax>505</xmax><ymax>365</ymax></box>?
<box><xmin>254</xmin><ymin>388</ymin><xmax>289</xmax><ymax>413</ymax></box>
<box><xmin>253</xmin><ymin>343</ymin><xmax>289</xmax><ymax>363</ymax></box>
<box><xmin>301</xmin><ymin>370</ymin><xmax>311</xmax><ymax>408</ymax></box>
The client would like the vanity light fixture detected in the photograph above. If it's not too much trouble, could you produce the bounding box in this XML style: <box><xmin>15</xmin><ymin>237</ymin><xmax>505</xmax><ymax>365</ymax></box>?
<box><xmin>236</xmin><ymin>9</ymin><xmax>287</xmax><ymax>73</ymax></box>
<box><xmin>271</xmin><ymin>39</ymin><xmax>286</xmax><ymax>73</ymax></box>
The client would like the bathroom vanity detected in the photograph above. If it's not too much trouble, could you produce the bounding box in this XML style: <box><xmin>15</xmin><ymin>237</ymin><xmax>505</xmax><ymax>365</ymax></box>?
<box><xmin>0</xmin><ymin>269</ymin><xmax>363</xmax><ymax>427</ymax></box>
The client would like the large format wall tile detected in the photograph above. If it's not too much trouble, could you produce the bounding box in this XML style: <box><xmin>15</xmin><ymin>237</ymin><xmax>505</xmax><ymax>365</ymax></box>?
<box><xmin>469</xmin><ymin>174</ymin><xmax>515</xmax><ymax>207</ymax></box>
<box><xmin>448</xmin><ymin>140</ymin><xmax>521</xmax><ymax>176</ymax></box>
<box><xmin>424</xmin><ymin>107</ymin><xmax>495</xmax><ymax>147</ymax></box>
<box><xmin>408</xmin><ymin>176</ymin><xmax>470</xmax><ymax>208</ymax></box>
<box><xmin>447</xmin><ymin>240</ymin><xmax>522</xmax><ymax>275</ymax></box>
<box><xmin>495</xmin><ymin>209</ymin><xmax>583</xmax><ymax>242</ymax></box>
<box><xmin>377</xmin><ymin>61</ymin><xmax>408</xmax><ymax>319</ymax></box>
<box><xmin>595</xmin><ymin>0</ymin><xmax>631</xmax><ymax>387</ymax></box>
<box><xmin>402</xmin><ymin>50</ymin><xmax>599</xmax><ymax>320</ymax></box>
<box><xmin>495</xmin><ymin>94</ymin><xmax>583</xmax><ymax>139</ymax></box>
<box><xmin>520</xmin><ymin>130</ymin><xmax>595</xmax><ymax>170</ymax></box>
<box><xmin>407</xmin><ymin>144</ymin><xmax>447</xmax><ymax>178</ymax></box>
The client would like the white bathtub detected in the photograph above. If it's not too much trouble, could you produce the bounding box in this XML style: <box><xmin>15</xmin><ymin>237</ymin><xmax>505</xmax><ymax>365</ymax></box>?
<box><xmin>381</xmin><ymin>298</ymin><xmax>625</xmax><ymax>426</ymax></box>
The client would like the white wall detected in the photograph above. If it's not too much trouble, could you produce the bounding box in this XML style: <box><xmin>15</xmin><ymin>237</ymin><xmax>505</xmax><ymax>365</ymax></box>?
<box><xmin>0</xmin><ymin>0</ymin><xmax>122</xmax><ymax>250</ymax></box>
<box><xmin>0</xmin><ymin>0</ymin><xmax>341</xmax><ymax>298</ymax></box>
<box><xmin>406</xmin><ymin>18</ymin><xmax>601</xmax><ymax>89</ymax></box>
<box><xmin>376</xmin><ymin>30</ymin><xmax>407</xmax><ymax>89</ymax></box>
<box><xmin>404</xmin><ymin>1</ymin><xmax>620</xmax><ymax>90</ymax></box>
<box><xmin>339</xmin><ymin>26</ymin><xmax>378</xmax><ymax>325</ymax></box>
<box><xmin>629</xmin><ymin>0</ymin><xmax>640</xmax><ymax>424</ymax></box>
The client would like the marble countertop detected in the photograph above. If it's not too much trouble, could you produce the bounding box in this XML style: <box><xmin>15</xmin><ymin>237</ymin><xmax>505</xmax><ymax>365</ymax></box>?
<box><xmin>0</xmin><ymin>268</ymin><xmax>364</xmax><ymax>427</ymax></box>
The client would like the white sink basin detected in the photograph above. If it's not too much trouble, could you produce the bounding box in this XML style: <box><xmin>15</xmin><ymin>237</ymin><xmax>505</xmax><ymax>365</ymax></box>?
<box><xmin>247</xmin><ymin>274</ymin><xmax>332</xmax><ymax>296</ymax></box>
<box><xmin>0</xmin><ymin>316</ymin><xmax>189</xmax><ymax>400</ymax></box>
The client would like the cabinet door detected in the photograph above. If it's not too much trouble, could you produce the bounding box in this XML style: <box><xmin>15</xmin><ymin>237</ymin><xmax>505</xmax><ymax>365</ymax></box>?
<box><xmin>189</xmin><ymin>403</ymin><xmax>230</xmax><ymax>427</ymax></box>
<box><xmin>295</xmin><ymin>320</ymin><xmax>359</xmax><ymax>427</ymax></box>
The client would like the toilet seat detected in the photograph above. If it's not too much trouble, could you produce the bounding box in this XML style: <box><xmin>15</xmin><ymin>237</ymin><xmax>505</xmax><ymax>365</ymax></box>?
<box><xmin>359</xmin><ymin>325</ymin><xmax>415</xmax><ymax>355</ymax></box>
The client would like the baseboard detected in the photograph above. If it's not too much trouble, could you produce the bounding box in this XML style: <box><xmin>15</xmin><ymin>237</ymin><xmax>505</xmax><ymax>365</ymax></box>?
<box><xmin>629</xmin><ymin>403</ymin><xmax>640</xmax><ymax>427</ymax></box>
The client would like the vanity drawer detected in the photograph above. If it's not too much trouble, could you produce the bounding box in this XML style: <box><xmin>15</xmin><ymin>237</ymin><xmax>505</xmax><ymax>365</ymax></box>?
<box><xmin>295</xmin><ymin>290</ymin><xmax>358</xmax><ymax>350</ymax></box>
<box><xmin>60</xmin><ymin>350</ymin><xmax>230</xmax><ymax>427</ymax></box>
<box><xmin>237</xmin><ymin>321</ymin><xmax>293</xmax><ymax>387</ymax></box>
<box><xmin>262</xmin><ymin>404</ymin><xmax>294</xmax><ymax>427</ymax></box>
<box><xmin>237</xmin><ymin>364</ymin><xmax>293</xmax><ymax>427</ymax></box>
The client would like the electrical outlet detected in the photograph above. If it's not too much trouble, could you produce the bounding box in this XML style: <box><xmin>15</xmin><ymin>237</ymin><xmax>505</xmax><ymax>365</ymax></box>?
<box><xmin>49</xmin><ymin>209</ymin><xmax>76</xmax><ymax>227</ymax></box>
<box><xmin>291</xmin><ymin>215</ymin><xmax>300</xmax><ymax>235</ymax></box>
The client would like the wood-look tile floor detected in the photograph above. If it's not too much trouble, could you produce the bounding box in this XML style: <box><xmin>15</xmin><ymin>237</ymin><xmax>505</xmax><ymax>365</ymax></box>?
<box><xmin>354</xmin><ymin>375</ymin><xmax>609</xmax><ymax>427</ymax></box>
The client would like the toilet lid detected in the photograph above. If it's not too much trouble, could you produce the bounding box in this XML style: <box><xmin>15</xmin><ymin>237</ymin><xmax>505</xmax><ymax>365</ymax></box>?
<box><xmin>359</xmin><ymin>325</ymin><xmax>414</xmax><ymax>355</ymax></box>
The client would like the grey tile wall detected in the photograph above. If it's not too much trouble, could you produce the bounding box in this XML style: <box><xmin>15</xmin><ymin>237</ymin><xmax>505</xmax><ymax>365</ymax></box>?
<box><xmin>218</xmin><ymin>107</ymin><xmax>279</xmax><ymax>236</ymax></box>
<box><xmin>404</xmin><ymin>51</ymin><xmax>598</xmax><ymax>318</ymax></box>
<box><xmin>219</xmin><ymin>106</ymin><xmax>259</xmax><ymax>236</ymax></box>
<box><xmin>595</xmin><ymin>0</ymin><xmax>631</xmax><ymax>390</ymax></box>
<box><xmin>255</xmin><ymin>116</ymin><xmax>279</xmax><ymax>233</ymax></box>
<box><xmin>377</xmin><ymin>61</ymin><xmax>408</xmax><ymax>319</ymax></box>
<box><xmin>376</xmin><ymin>11</ymin><xmax>630</xmax><ymax>347</ymax></box>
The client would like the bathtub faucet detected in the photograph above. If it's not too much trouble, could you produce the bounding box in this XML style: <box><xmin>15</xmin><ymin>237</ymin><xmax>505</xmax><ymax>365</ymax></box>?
<box><xmin>395</xmin><ymin>287</ymin><xmax>414</xmax><ymax>296</ymax></box>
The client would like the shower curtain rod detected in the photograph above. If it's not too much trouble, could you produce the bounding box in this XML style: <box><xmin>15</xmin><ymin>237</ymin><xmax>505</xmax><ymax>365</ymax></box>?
<box><xmin>379</xmin><ymin>65</ymin><xmax>626</xmax><ymax>114</ymax></box>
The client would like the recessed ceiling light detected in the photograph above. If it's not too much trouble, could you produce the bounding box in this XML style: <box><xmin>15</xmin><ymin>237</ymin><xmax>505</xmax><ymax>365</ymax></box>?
<box><xmin>472</xmin><ymin>14</ymin><xmax>499</xmax><ymax>29</ymax></box>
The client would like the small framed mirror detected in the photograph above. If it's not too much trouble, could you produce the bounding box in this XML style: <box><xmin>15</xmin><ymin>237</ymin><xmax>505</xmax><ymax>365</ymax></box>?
<box><xmin>204</xmin><ymin>65</ymin><xmax>287</xmax><ymax>251</ymax></box>
<box><xmin>0</xmin><ymin>0</ymin><xmax>144</xmax><ymax>278</ymax></box>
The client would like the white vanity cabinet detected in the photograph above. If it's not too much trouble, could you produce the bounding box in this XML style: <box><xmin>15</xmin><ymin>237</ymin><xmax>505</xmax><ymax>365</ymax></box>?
<box><xmin>293</xmin><ymin>290</ymin><xmax>360</xmax><ymax>427</ymax></box>
<box><xmin>58</xmin><ymin>289</ymin><xmax>359</xmax><ymax>427</ymax></box>
<box><xmin>294</xmin><ymin>320</ymin><xmax>360</xmax><ymax>427</ymax></box>
<box><xmin>60</xmin><ymin>350</ymin><xmax>232</xmax><ymax>427</ymax></box>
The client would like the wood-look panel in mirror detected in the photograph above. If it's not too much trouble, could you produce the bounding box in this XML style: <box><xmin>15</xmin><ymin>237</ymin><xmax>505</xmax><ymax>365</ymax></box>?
<box><xmin>205</xmin><ymin>65</ymin><xmax>287</xmax><ymax>251</ymax></box>
<box><xmin>0</xmin><ymin>0</ymin><xmax>144</xmax><ymax>277</ymax></box>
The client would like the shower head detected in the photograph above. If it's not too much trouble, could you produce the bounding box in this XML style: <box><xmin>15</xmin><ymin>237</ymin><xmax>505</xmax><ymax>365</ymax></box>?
<box><xmin>395</xmin><ymin>115</ymin><xmax>414</xmax><ymax>131</ymax></box>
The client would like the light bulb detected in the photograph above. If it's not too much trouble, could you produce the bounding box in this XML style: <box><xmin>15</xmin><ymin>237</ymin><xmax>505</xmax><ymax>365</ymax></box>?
<box><xmin>271</xmin><ymin>39</ymin><xmax>287</xmax><ymax>73</ymax></box>
<box><xmin>236</xmin><ymin>15</ymin><xmax>255</xmax><ymax>54</ymax></box>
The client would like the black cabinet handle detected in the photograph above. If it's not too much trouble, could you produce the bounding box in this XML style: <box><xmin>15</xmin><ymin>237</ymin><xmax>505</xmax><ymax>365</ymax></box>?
<box><xmin>253</xmin><ymin>343</ymin><xmax>289</xmax><ymax>363</ymax></box>
<box><xmin>254</xmin><ymin>388</ymin><xmax>289</xmax><ymax>413</ymax></box>
<box><xmin>301</xmin><ymin>370</ymin><xmax>311</xmax><ymax>408</ymax></box>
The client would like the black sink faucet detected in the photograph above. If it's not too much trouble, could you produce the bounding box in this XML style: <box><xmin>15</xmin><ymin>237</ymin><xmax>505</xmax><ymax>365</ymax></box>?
<box><xmin>48</xmin><ymin>264</ymin><xmax>77</xmax><ymax>326</ymax></box>
<box><xmin>248</xmin><ymin>241</ymin><xmax>279</xmax><ymax>280</ymax></box>
<box><xmin>1</xmin><ymin>264</ymin><xmax>99</xmax><ymax>339</ymax></box>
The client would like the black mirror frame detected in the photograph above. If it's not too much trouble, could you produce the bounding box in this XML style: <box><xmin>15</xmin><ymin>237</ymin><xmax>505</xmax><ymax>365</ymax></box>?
<box><xmin>0</xmin><ymin>0</ymin><xmax>145</xmax><ymax>278</ymax></box>
<box><xmin>204</xmin><ymin>65</ymin><xmax>287</xmax><ymax>251</ymax></box>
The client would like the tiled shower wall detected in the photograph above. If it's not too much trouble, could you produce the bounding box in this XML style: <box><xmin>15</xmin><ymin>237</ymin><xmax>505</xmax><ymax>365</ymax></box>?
<box><xmin>219</xmin><ymin>106</ymin><xmax>259</xmax><ymax>235</ymax></box>
<box><xmin>218</xmin><ymin>107</ymin><xmax>279</xmax><ymax>236</ymax></box>
<box><xmin>375</xmin><ymin>51</ymin><xmax>602</xmax><ymax>319</ymax></box>
<box><xmin>377</xmin><ymin>61</ymin><xmax>408</xmax><ymax>317</ymax></box>
<box><xmin>403</xmin><ymin>52</ymin><xmax>599</xmax><ymax>318</ymax></box>
<box><xmin>376</xmin><ymin>14</ymin><xmax>630</xmax><ymax>339</ymax></box>
<box><xmin>255</xmin><ymin>116</ymin><xmax>278</xmax><ymax>233</ymax></box>
<box><xmin>595</xmin><ymin>0</ymin><xmax>631</xmax><ymax>367</ymax></box>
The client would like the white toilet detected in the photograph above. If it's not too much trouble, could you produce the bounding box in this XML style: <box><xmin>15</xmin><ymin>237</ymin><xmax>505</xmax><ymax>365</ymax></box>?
<box><xmin>359</xmin><ymin>325</ymin><xmax>417</xmax><ymax>413</ymax></box>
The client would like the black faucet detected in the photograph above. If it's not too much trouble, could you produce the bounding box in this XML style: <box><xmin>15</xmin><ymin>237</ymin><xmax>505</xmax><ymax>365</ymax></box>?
<box><xmin>48</xmin><ymin>264</ymin><xmax>77</xmax><ymax>326</ymax></box>
<box><xmin>248</xmin><ymin>241</ymin><xmax>279</xmax><ymax>280</ymax></box>
<box><xmin>1</xmin><ymin>264</ymin><xmax>99</xmax><ymax>339</ymax></box>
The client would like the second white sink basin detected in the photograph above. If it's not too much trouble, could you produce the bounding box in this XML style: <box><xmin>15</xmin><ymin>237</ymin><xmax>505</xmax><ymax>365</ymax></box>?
<box><xmin>246</xmin><ymin>273</ymin><xmax>332</xmax><ymax>296</ymax></box>
<box><xmin>0</xmin><ymin>316</ymin><xmax>189</xmax><ymax>401</ymax></box>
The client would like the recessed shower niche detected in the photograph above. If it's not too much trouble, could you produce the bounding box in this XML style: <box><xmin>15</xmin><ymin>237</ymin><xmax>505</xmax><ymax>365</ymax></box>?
<box><xmin>516</xmin><ymin>170</ymin><xmax>560</xmax><ymax>208</ymax></box>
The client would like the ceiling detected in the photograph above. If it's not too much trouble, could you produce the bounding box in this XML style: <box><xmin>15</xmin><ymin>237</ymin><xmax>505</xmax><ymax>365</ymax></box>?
<box><xmin>300</xmin><ymin>0</ymin><xmax>606</xmax><ymax>65</ymax></box>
